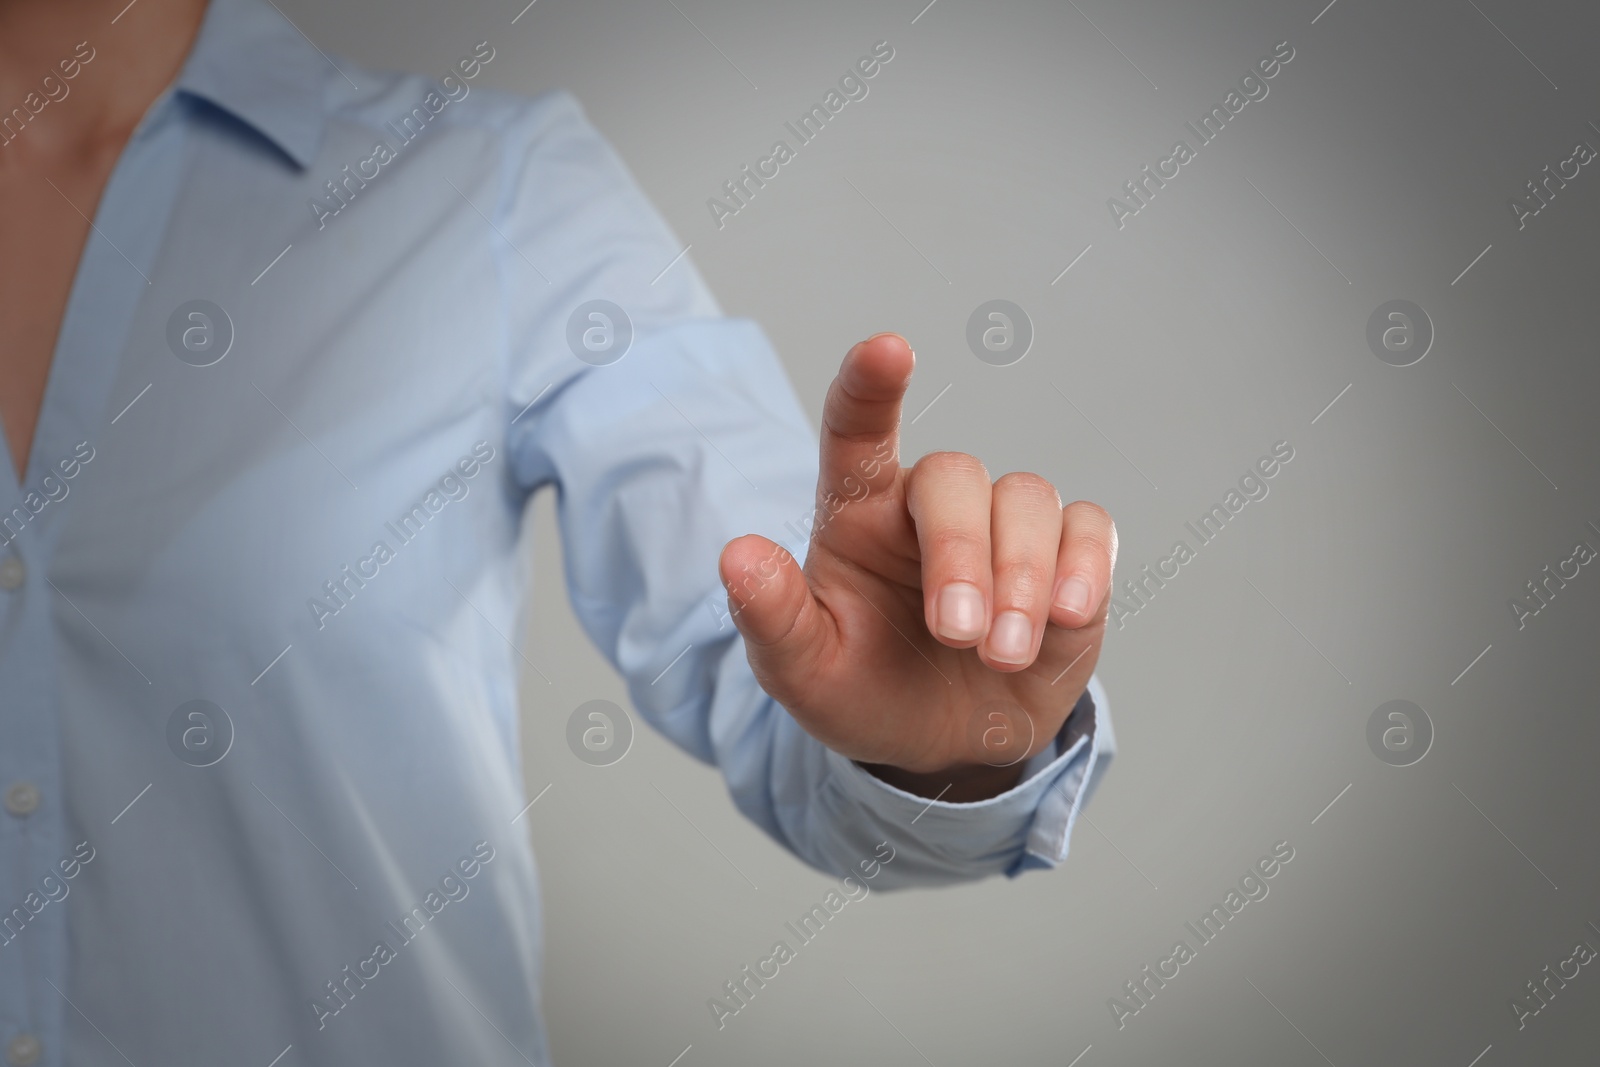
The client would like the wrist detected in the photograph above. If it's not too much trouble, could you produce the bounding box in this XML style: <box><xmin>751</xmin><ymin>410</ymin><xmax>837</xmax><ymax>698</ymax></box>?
<box><xmin>858</xmin><ymin>759</ymin><xmax>1027</xmax><ymax>802</ymax></box>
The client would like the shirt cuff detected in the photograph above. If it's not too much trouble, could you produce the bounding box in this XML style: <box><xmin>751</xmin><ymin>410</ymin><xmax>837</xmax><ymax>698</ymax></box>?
<box><xmin>818</xmin><ymin>676</ymin><xmax>1114</xmax><ymax>884</ymax></box>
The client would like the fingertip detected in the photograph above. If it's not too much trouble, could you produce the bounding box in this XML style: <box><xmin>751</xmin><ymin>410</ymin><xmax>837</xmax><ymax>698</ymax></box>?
<box><xmin>1054</xmin><ymin>501</ymin><xmax>1117</xmax><ymax>629</ymax></box>
<box><xmin>718</xmin><ymin>534</ymin><xmax>753</xmax><ymax>578</ymax></box>
<box><xmin>718</xmin><ymin>534</ymin><xmax>816</xmax><ymax>652</ymax></box>
<box><xmin>719</xmin><ymin>534</ymin><xmax>790</xmax><ymax>593</ymax></box>
<box><xmin>982</xmin><ymin>608</ymin><xmax>1039</xmax><ymax>670</ymax></box>
<box><xmin>866</xmin><ymin>333</ymin><xmax>914</xmax><ymax>374</ymax></box>
<box><xmin>931</xmin><ymin>580</ymin><xmax>988</xmax><ymax>648</ymax></box>
<box><xmin>843</xmin><ymin>333</ymin><xmax>914</xmax><ymax>398</ymax></box>
<box><xmin>1050</xmin><ymin>574</ymin><xmax>1100</xmax><ymax>629</ymax></box>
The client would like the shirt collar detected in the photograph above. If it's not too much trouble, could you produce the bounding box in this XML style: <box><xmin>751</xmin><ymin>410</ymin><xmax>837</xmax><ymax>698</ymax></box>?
<box><xmin>174</xmin><ymin>0</ymin><xmax>328</xmax><ymax>168</ymax></box>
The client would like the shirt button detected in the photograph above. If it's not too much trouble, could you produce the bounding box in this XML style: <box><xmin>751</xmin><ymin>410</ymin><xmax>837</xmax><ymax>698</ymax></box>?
<box><xmin>0</xmin><ymin>555</ymin><xmax>22</xmax><ymax>591</ymax></box>
<box><xmin>6</xmin><ymin>1034</ymin><xmax>40</xmax><ymax>1066</ymax></box>
<box><xmin>4</xmin><ymin>783</ymin><xmax>40</xmax><ymax>817</ymax></box>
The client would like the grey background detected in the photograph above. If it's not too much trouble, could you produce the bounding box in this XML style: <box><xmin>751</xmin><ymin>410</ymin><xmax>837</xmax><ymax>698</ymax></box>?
<box><xmin>284</xmin><ymin>1</ymin><xmax>1600</xmax><ymax>1064</ymax></box>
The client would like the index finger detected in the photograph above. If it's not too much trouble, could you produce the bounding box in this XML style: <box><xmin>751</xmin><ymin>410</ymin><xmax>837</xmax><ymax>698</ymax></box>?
<box><xmin>818</xmin><ymin>332</ymin><xmax>913</xmax><ymax>503</ymax></box>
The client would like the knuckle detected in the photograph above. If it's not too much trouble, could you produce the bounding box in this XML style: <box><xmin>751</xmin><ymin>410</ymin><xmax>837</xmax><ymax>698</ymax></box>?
<box><xmin>994</xmin><ymin>559</ymin><xmax>1054</xmax><ymax>600</ymax></box>
<box><xmin>1068</xmin><ymin>532</ymin><xmax>1115</xmax><ymax>569</ymax></box>
<box><xmin>1065</xmin><ymin>500</ymin><xmax>1117</xmax><ymax>564</ymax></box>
<box><xmin>1066</xmin><ymin>499</ymin><xmax>1113</xmax><ymax>526</ymax></box>
<box><xmin>822</xmin><ymin>413</ymin><xmax>884</xmax><ymax>445</ymax></box>
<box><xmin>995</xmin><ymin>471</ymin><xmax>1061</xmax><ymax>507</ymax></box>
<box><xmin>914</xmin><ymin>450</ymin><xmax>989</xmax><ymax>482</ymax></box>
<box><xmin>926</xmin><ymin>528</ymin><xmax>989</xmax><ymax>564</ymax></box>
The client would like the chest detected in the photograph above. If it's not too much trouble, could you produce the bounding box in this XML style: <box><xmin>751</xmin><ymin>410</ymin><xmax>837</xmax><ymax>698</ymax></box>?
<box><xmin>38</xmin><ymin>127</ymin><xmax>521</xmax><ymax>642</ymax></box>
<box><xmin>0</xmin><ymin>144</ymin><xmax>123</xmax><ymax>476</ymax></box>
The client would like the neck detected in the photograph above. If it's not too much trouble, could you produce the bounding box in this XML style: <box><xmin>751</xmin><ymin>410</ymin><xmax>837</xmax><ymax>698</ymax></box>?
<box><xmin>0</xmin><ymin>0</ymin><xmax>209</xmax><ymax>160</ymax></box>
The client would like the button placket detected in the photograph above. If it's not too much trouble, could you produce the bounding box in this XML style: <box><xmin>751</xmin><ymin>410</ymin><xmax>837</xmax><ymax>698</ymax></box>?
<box><xmin>3</xmin><ymin>784</ymin><xmax>39</xmax><ymax>818</ymax></box>
<box><xmin>0</xmin><ymin>555</ymin><xmax>22</xmax><ymax>591</ymax></box>
<box><xmin>6</xmin><ymin>1033</ymin><xmax>40</xmax><ymax>1067</ymax></box>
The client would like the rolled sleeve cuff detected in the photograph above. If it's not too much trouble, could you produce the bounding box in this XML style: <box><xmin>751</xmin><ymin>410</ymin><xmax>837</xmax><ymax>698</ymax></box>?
<box><xmin>819</xmin><ymin>676</ymin><xmax>1115</xmax><ymax>884</ymax></box>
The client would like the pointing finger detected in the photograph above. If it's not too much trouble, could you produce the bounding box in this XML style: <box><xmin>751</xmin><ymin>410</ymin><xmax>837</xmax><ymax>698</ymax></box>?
<box><xmin>816</xmin><ymin>333</ymin><xmax>912</xmax><ymax>510</ymax></box>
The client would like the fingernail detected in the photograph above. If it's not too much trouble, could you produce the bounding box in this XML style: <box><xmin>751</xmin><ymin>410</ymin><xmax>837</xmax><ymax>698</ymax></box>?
<box><xmin>988</xmin><ymin>610</ymin><xmax>1034</xmax><ymax>664</ymax></box>
<box><xmin>936</xmin><ymin>582</ymin><xmax>986</xmax><ymax>642</ymax></box>
<box><xmin>1054</xmin><ymin>576</ymin><xmax>1092</xmax><ymax>617</ymax></box>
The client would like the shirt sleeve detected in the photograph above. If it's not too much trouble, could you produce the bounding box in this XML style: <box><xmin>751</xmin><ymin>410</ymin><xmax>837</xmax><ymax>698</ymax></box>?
<box><xmin>491</xmin><ymin>91</ymin><xmax>1113</xmax><ymax>888</ymax></box>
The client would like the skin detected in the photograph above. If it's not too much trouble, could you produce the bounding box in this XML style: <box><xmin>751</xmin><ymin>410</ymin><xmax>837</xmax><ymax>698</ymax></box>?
<box><xmin>0</xmin><ymin>0</ymin><xmax>207</xmax><ymax>479</ymax></box>
<box><xmin>1</xmin><ymin>1</ymin><xmax>1118</xmax><ymax>803</ymax></box>
<box><xmin>721</xmin><ymin>333</ymin><xmax>1115</xmax><ymax>801</ymax></box>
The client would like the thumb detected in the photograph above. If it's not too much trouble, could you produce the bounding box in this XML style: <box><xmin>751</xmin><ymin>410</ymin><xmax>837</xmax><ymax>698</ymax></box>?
<box><xmin>718</xmin><ymin>534</ymin><xmax>830</xmax><ymax>695</ymax></box>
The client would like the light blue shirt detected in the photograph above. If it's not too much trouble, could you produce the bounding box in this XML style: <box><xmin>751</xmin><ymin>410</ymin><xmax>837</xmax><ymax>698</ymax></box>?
<box><xmin>0</xmin><ymin>1</ymin><xmax>1112</xmax><ymax>1063</ymax></box>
